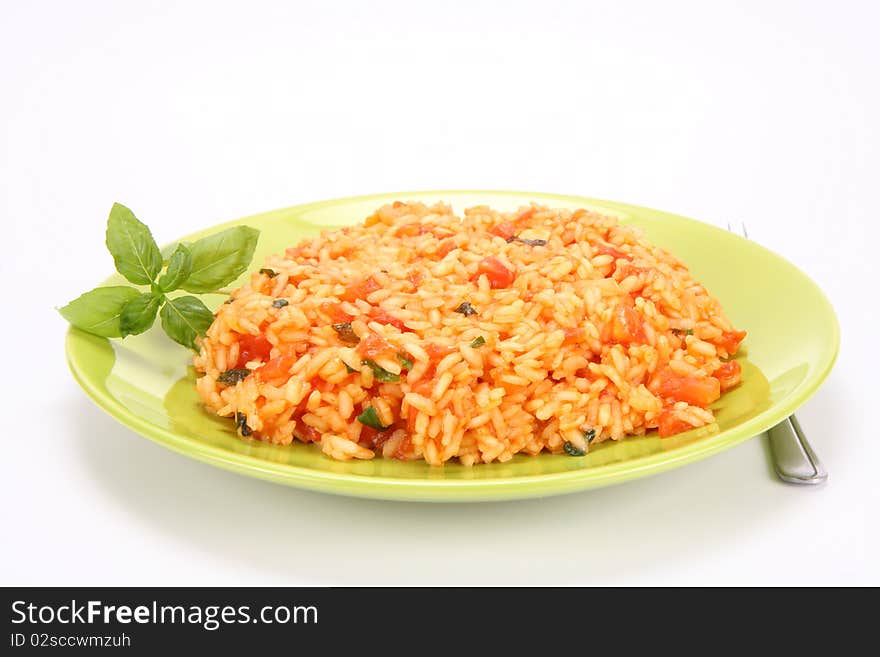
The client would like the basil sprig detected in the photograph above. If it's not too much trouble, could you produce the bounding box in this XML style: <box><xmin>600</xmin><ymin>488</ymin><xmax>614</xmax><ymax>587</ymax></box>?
<box><xmin>59</xmin><ymin>202</ymin><xmax>260</xmax><ymax>350</ymax></box>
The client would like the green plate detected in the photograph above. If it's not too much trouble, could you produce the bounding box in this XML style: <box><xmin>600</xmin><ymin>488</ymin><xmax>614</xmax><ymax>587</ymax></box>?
<box><xmin>65</xmin><ymin>191</ymin><xmax>839</xmax><ymax>501</ymax></box>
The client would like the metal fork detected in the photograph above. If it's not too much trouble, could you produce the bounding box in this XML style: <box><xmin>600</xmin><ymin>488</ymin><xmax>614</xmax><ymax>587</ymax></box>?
<box><xmin>727</xmin><ymin>221</ymin><xmax>828</xmax><ymax>485</ymax></box>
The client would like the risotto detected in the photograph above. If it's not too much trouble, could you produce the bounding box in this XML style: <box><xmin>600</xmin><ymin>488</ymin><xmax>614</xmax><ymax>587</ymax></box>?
<box><xmin>194</xmin><ymin>202</ymin><xmax>745</xmax><ymax>465</ymax></box>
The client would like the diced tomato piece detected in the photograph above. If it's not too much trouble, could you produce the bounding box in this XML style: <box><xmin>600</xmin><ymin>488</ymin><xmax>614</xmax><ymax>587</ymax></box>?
<box><xmin>608</xmin><ymin>300</ymin><xmax>647</xmax><ymax>345</ymax></box>
<box><xmin>562</xmin><ymin>327</ymin><xmax>585</xmax><ymax>345</ymax></box>
<box><xmin>657</xmin><ymin>409</ymin><xmax>694</xmax><ymax>437</ymax></box>
<box><xmin>429</xmin><ymin>227</ymin><xmax>456</xmax><ymax>239</ymax></box>
<box><xmin>360</xmin><ymin>421</ymin><xmax>397</xmax><ymax>449</ymax></box>
<box><xmin>394</xmin><ymin>433</ymin><xmax>413</xmax><ymax>460</ymax></box>
<box><xmin>341</xmin><ymin>275</ymin><xmax>381</xmax><ymax>302</ymax></box>
<box><xmin>409</xmin><ymin>379</ymin><xmax>434</xmax><ymax>397</ymax></box>
<box><xmin>356</xmin><ymin>332</ymin><xmax>393</xmax><ymax>359</ymax></box>
<box><xmin>412</xmin><ymin>344</ymin><xmax>455</xmax><ymax>380</ymax></box>
<box><xmin>435</xmin><ymin>239</ymin><xmax>456</xmax><ymax>258</ymax></box>
<box><xmin>713</xmin><ymin>360</ymin><xmax>742</xmax><ymax>392</ymax></box>
<box><xmin>320</xmin><ymin>301</ymin><xmax>352</xmax><ymax>323</ymax></box>
<box><xmin>473</xmin><ymin>256</ymin><xmax>515</xmax><ymax>289</ymax></box>
<box><xmin>717</xmin><ymin>329</ymin><xmax>747</xmax><ymax>355</ymax></box>
<box><xmin>612</xmin><ymin>263</ymin><xmax>651</xmax><ymax>291</ymax></box>
<box><xmin>424</xmin><ymin>343</ymin><xmax>456</xmax><ymax>362</ymax></box>
<box><xmin>296</xmin><ymin>424</ymin><xmax>322</xmax><ymax>443</ymax></box>
<box><xmin>595</xmin><ymin>242</ymin><xmax>630</xmax><ymax>261</ymax></box>
<box><xmin>392</xmin><ymin>200</ymin><xmax>405</xmax><ymax>208</ymax></box>
<box><xmin>517</xmin><ymin>208</ymin><xmax>535</xmax><ymax>222</ymax></box>
<box><xmin>256</xmin><ymin>354</ymin><xmax>295</xmax><ymax>385</ymax></box>
<box><xmin>236</xmin><ymin>334</ymin><xmax>273</xmax><ymax>367</ymax></box>
<box><xmin>395</xmin><ymin>223</ymin><xmax>422</xmax><ymax>237</ymax></box>
<box><xmin>490</xmin><ymin>221</ymin><xmax>517</xmax><ymax>241</ymax></box>
<box><xmin>306</xmin><ymin>378</ymin><xmax>334</xmax><ymax>394</ymax></box>
<box><xmin>369</xmin><ymin>307</ymin><xmax>409</xmax><ymax>331</ymax></box>
<box><xmin>407</xmin><ymin>270</ymin><xmax>424</xmax><ymax>288</ymax></box>
<box><xmin>405</xmin><ymin>410</ymin><xmax>419</xmax><ymax>434</ymax></box>
<box><xmin>655</xmin><ymin>368</ymin><xmax>721</xmax><ymax>407</ymax></box>
<box><xmin>359</xmin><ymin>424</ymin><xmax>379</xmax><ymax>444</ymax></box>
<box><xmin>594</xmin><ymin>242</ymin><xmax>631</xmax><ymax>276</ymax></box>
<box><xmin>615</xmin><ymin>262</ymin><xmax>651</xmax><ymax>279</ymax></box>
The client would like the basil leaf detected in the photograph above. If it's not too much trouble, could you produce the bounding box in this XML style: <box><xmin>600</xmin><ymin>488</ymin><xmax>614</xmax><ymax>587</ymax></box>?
<box><xmin>217</xmin><ymin>368</ymin><xmax>251</xmax><ymax>385</ymax></box>
<box><xmin>454</xmin><ymin>301</ymin><xmax>478</xmax><ymax>316</ymax></box>
<box><xmin>119</xmin><ymin>292</ymin><xmax>163</xmax><ymax>338</ymax></box>
<box><xmin>332</xmin><ymin>322</ymin><xmax>360</xmax><ymax>344</ymax></box>
<box><xmin>511</xmin><ymin>237</ymin><xmax>548</xmax><ymax>247</ymax></box>
<box><xmin>159</xmin><ymin>295</ymin><xmax>215</xmax><ymax>350</ymax></box>
<box><xmin>105</xmin><ymin>203</ymin><xmax>163</xmax><ymax>285</ymax></box>
<box><xmin>356</xmin><ymin>406</ymin><xmax>389</xmax><ymax>430</ymax></box>
<box><xmin>362</xmin><ymin>359</ymin><xmax>400</xmax><ymax>382</ymax></box>
<box><xmin>235</xmin><ymin>411</ymin><xmax>253</xmax><ymax>436</ymax></box>
<box><xmin>161</xmin><ymin>240</ymin><xmax>190</xmax><ymax>262</ymax></box>
<box><xmin>58</xmin><ymin>286</ymin><xmax>141</xmax><ymax>338</ymax></box>
<box><xmin>470</xmin><ymin>336</ymin><xmax>486</xmax><ymax>348</ymax></box>
<box><xmin>397</xmin><ymin>353</ymin><xmax>413</xmax><ymax>370</ymax></box>
<box><xmin>157</xmin><ymin>243</ymin><xmax>193</xmax><ymax>292</ymax></box>
<box><xmin>181</xmin><ymin>226</ymin><xmax>260</xmax><ymax>293</ymax></box>
<box><xmin>563</xmin><ymin>441</ymin><xmax>586</xmax><ymax>457</ymax></box>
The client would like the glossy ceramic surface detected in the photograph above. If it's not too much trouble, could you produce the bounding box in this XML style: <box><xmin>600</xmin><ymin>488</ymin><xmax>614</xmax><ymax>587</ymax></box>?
<box><xmin>65</xmin><ymin>191</ymin><xmax>839</xmax><ymax>501</ymax></box>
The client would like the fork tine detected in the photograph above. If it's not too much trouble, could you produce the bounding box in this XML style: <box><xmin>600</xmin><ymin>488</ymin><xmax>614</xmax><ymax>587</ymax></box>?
<box><xmin>726</xmin><ymin>221</ymin><xmax>749</xmax><ymax>239</ymax></box>
<box><xmin>724</xmin><ymin>218</ymin><xmax>827</xmax><ymax>486</ymax></box>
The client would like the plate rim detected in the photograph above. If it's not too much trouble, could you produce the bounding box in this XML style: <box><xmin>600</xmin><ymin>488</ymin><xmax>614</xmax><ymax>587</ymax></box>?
<box><xmin>64</xmin><ymin>189</ymin><xmax>841</xmax><ymax>501</ymax></box>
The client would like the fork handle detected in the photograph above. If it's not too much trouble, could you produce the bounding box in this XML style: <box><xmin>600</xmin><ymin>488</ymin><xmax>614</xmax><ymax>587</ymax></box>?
<box><xmin>767</xmin><ymin>415</ymin><xmax>828</xmax><ymax>485</ymax></box>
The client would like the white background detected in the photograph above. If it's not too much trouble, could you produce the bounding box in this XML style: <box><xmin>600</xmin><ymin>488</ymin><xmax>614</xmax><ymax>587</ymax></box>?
<box><xmin>2</xmin><ymin>0</ymin><xmax>877</xmax><ymax>585</ymax></box>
